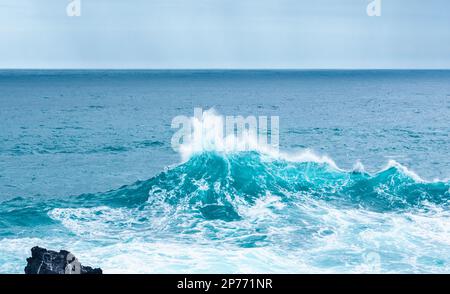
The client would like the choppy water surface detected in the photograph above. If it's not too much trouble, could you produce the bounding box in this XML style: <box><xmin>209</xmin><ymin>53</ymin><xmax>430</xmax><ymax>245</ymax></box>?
<box><xmin>0</xmin><ymin>70</ymin><xmax>449</xmax><ymax>273</ymax></box>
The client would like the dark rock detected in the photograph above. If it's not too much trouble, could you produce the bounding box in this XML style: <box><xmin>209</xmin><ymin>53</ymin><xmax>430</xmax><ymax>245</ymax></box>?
<box><xmin>24</xmin><ymin>246</ymin><xmax>102</xmax><ymax>274</ymax></box>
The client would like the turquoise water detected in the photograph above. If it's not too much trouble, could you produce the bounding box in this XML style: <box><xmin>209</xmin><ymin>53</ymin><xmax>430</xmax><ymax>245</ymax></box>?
<box><xmin>0</xmin><ymin>70</ymin><xmax>449</xmax><ymax>273</ymax></box>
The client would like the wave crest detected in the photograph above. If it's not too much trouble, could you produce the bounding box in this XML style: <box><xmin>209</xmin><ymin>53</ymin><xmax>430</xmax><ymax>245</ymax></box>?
<box><xmin>140</xmin><ymin>151</ymin><xmax>450</xmax><ymax>221</ymax></box>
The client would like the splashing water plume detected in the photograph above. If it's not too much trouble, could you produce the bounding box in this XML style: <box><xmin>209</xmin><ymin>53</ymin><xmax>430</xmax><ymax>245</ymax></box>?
<box><xmin>1</xmin><ymin>111</ymin><xmax>449</xmax><ymax>273</ymax></box>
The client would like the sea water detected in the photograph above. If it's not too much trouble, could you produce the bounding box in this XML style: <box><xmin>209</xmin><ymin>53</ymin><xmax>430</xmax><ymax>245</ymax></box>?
<box><xmin>0</xmin><ymin>70</ymin><xmax>449</xmax><ymax>273</ymax></box>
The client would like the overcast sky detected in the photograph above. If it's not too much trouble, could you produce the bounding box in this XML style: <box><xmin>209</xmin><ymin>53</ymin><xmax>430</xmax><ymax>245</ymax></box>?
<box><xmin>0</xmin><ymin>0</ymin><xmax>449</xmax><ymax>69</ymax></box>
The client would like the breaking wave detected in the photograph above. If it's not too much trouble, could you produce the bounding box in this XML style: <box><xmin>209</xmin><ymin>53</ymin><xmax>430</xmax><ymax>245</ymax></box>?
<box><xmin>0</xmin><ymin>110</ymin><xmax>449</xmax><ymax>273</ymax></box>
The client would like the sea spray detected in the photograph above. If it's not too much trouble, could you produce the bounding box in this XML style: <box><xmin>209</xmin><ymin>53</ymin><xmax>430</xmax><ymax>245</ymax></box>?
<box><xmin>171</xmin><ymin>108</ymin><xmax>279</xmax><ymax>161</ymax></box>
<box><xmin>1</xmin><ymin>110</ymin><xmax>450</xmax><ymax>273</ymax></box>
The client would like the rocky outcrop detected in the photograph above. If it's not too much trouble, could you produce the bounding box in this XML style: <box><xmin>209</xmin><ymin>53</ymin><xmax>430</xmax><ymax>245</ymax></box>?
<box><xmin>24</xmin><ymin>246</ymin><xmax>102</xmax><ymax>274</ymax></box>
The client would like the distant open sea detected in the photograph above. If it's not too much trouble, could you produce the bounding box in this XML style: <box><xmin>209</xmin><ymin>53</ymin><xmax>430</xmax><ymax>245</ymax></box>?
<box><xmin>0</xmin><ymin>70</ymin><xmax>449</xmax><ymax>273</ymax></box>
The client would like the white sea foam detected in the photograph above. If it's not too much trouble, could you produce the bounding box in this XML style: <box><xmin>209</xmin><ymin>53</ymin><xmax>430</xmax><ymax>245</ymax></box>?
<box><xmin>178</xmin><ymin>109</ymin><xmax>341</xmax><ymax>170</ymax></box>
<box><xmin>383</xmin><ymin>159</ymin><xmax>425</xmax><ymax>182</ymax></box>
<box><xmin>48</xmin><ymin>206</ymin><xmax>138</xmax><ymax>239</ymax></box>
<box><xmin>352</xmin><ymin>160</ymin><xmax>366</xmax><ymax>173</ymax></box>
<box><xmin>4</xmin><ymin>201</ymin><xmax>450</xmax><ymax>274</ymax></box>
<box><xmin>178</xmin><ymin>108</ymin><xmax>278</xmax><ymax>161</ymax></box>
<box><xmin>176</xmin><ymin>109</ymin><xmax>445</xmax><ymax>182</ymax></box>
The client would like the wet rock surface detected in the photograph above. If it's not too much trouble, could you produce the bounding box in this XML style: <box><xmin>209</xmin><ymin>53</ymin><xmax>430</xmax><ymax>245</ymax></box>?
<box><xmin>24</xmin><ymin>246</ymin><xmax>102</xmax><ymax>274</ymax></box>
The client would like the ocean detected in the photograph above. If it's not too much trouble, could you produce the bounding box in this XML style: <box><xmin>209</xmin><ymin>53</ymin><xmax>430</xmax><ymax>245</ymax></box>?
<box><xmin>0</xmin><ymin>70</ymin><xmax>449</xmax><ymax>273</ymax></box>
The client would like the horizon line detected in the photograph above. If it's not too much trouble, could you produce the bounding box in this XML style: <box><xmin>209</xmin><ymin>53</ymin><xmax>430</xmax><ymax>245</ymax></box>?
<box><xmin>1</xmin><ymin>68</ymin><xmax>450</xmax><ymax>71</ymax></box>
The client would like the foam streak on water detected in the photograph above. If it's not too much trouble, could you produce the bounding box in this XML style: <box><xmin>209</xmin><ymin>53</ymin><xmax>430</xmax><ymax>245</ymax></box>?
<box><xmin>0</xmin><ymin>130</ymin><xmax>449</xmax><ymax>273</ymax></box>
<box><xmin>1</xmin><ymin>73</ymin><xmax>450</xmax><ymax>274</ymax></box>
